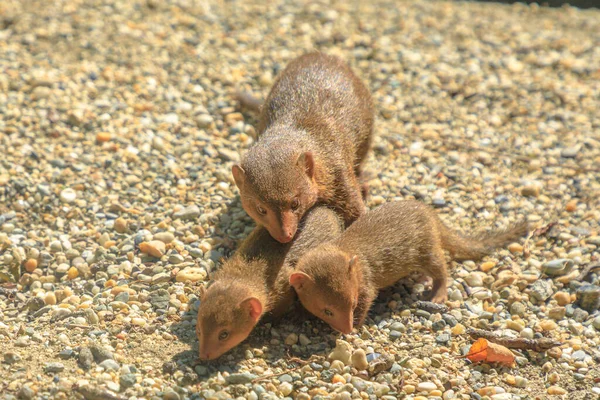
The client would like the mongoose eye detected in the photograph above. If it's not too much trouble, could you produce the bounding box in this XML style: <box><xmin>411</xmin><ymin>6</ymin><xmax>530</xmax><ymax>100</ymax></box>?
<box><xmin>291</xmin><ymin>198</ymin><xmax>300</xmax><ymax>210</ymax></box>
<box><xmin>218</xmin><ymin>330</ymin><xmax>229</xmax><ymax>341</ymax></box>
<box><xmin>324</xmin><ymin>309</ymin><xmax>334</xmax><ymax>317</ymax></box>
<box><xmin>256</xmin><ymin>205</ymin><xmax>267</xmax><ymax>216</ymax></box>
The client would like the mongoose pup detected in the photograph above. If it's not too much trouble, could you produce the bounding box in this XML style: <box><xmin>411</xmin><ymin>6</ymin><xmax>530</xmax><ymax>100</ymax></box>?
<box><xmin>233</xmin><ymin>52</ymin><xmax>374</xmax><ymax>244</ymax></box>
<box><xmin>196</xmin><ymin>206</ymin><xmax>343</xmax><ymax>360</ymax></box>
<box><xmin>289</xmin><ymin>200</ymin><xmax>528</xmax><ymax>334</ymax></box>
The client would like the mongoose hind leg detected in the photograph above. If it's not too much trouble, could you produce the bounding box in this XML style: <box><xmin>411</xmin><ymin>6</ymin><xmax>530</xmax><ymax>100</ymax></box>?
<box><xmin>425</xmin><ymin>249</ymin><xmax>449</xmax><ymax>304</ymax></box>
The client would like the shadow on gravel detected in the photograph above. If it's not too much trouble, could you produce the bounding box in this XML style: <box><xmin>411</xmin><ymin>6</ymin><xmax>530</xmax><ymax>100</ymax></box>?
<box><xmin>167</xmin><ymin>300</ymin><xmax>338</xmax><ymax>384</ymax></box>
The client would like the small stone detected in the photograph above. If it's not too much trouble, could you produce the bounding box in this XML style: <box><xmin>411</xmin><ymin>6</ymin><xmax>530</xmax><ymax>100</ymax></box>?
<box><xmin>417</xmin><ymin>382</ymin><xmax>437</xmax><ymax>392</ymax></box>
<box><xmin>67</xmin><ymin>267</ymin><xmax>79</xmax><ymax>280</ymax></box>
<box><xmin>507</xmin><ymin>243</ymin><xmax>523</xmax><ymax>254</ymax></box>
<box><xmin>520</xmin><ymin>328</ymin><xmax>534</xmax><ymax>339</ymax></box>
<box><xmin>96</xmin><ymin>132</ymin><xmax>111</xmax><ymax>142</ymax></box>
<box><xmin>176</xmin><ymin>267</ymin><xmax>206</xmax><ymax>283</ymax></box>
<box><xmin>4</xmin><ymin>352</ymin><xmax>22</xmax><ymax>364</ymax></box>
<box><xmin>561</xmin><ymin>146</ymin><xmax>579</xmax><ymax>158</ymax></box>
<box><xmin>120</xmin><ymin>373</ymin><xmax>136</xmax><ymax>388</ymax></box>
<box><xmin>114</xmin><ymin>218</ymin><xmax>128</xmax><ymax>233</ymax></box>
<box><xmin>328</xmin><ymin>339</ymin><xmax>352</xmax><ymax>365</ymax></box>
<box><xmin>279</xmin><ymin>382</ymin><xmax>293</xmax><ymax>396</ymax></box>
<box><xmin>542</xmin><ymin>259</ymin><xmax>574</xmax><ymax>276</ymax></box>
<box><xmin>554</xmin><ymin>291</ymin><xmax>571</xmax><ymax>306</ymax></box>
<box><xmin>451</xmin><ymin>324</ymin><xmax>465</xmax><ymax>335</ymax></box>
<box><xmin>404</xmin><ymin>385</ymin><xmax>416</xmax><ymax>394</ymax></box>
<box><xmin>510</xmin><ymin>301</ymin><xmax>526</xmax><ymax>316</ymax></box>
<box><xmin>196</xmin><ymin>114</ymin><xmax>213</xmax><ymax>128</ymax></box>
<box><xmin>521</xmin><ymin>184</ymin><xmax>540</xmax><ymax>197</ymax></box>
<box><xmin>592</xmin><ymin>316</ymin><xmax>600</xmax><ymax>330</ymax></box>
<box><xmin>548</xmin><ymin>307</ymin><xmax>566</xmax><ymax>320</ymax></box>
<box><xmin>139</xmin><ymin>241</ymin><xmax>165</xmax><ymax>258</ymax></box>
<box><xmin>85</xmin><ymin>309</ymin><xmax>99</xmax><ymax>325</ymax></box>
<box><xmin>465</xmin><ymin>272</ymin><xmax>483</xmax><ymax>287</ymax></box>
<box><xmin>153</xmin><ymin>231</ymin><xmax>174</xmax><ymax>243</ymax></box>
<box><xmin>44</xmin><ymin>292</ymin><xmax>57</xmax><ymax>305</ymax></box>
<box><xmin>351</xmin><ymin>349</ymin><xmax>369</xmax><ymax>371</ymax></box>
<box><xmin>24</xmin><ymin>259</ymin><xmax>38</xmax><ymax>272</ymax></box>
<box><xmin>480</xmin><ymin>261</ymin><xmax>495</xmax><ymax>272</ymax></box>
<box><xmin>60</xmin><ymin>188</ymin><xmax>77</xmax><ymax>203</ymax></box>
<box><xmin>565</xmin><ymin>199</ymin><xmax>578</xmax><ymax>212</ymax></box>
<box><xmin>530</xmin><ymin>279</ymin><xmax>553</xmax><ymax>302</ymax></box>
<box><xmin>99</xmin><ymin>359</ymin><xmax>120</xmax><ymax>371</ymax></box>
<box><xmin>547</xmin><ymin>386</ymin><xmax>567</xmax><ymax>395</ymax></box>
<box><xmin>285</xmin><ymin>333</ymin><xmax>298</xmax><ymax>345</ymax></box>
<box><xmin>78</xmin><ymin>347</ymin><xmax>94</xmax><ymax>370</ymax></box>
<box><xmin>44</xmin><ymin>362</ymin><xmax>65</xmax><ymax>373</ymax></box>
<box><xmin>226</xmin><ymin>372</ymin><xmax>258</xmax><ymax>384</ymax></box>
<box><xmin>19</xmin><ymin>385</ymin><xmax>35</xmax><ymax>400</ymax></box>
<box><xmin>299</xmin><ymin>334</ymin><xmax>311</xmax><ymax>346</ymax></box>
<box><xmin>539</xmin><ymin>320</ymin><xmax>558</xmax><ymax>331</ymax></box>
<box><xmin>576</xmin><ymin>284</ymin><xmax>600</xmax><ymax>312</ymax></box>
<box><xmin>173</xmin><ymin>205</ymin><xmax>200</xmax><ymax>220</ymax></box>
<box><xmin>90</xmin><ymin>345</ymin><xmax>114</xmax><ymax>363</ymax></box>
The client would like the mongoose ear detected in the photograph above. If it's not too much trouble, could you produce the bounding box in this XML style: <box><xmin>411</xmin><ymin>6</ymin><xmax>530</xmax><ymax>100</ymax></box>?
<box><xmin>232</xmin><ymin>164</ymin><xmax>245</xmax><ymax>188</ymax></box>
<box><xmin>197</xmin><ymin>285</ymin><xmax>207</xmax><ymax>300</ymax></box>
<box><xmin>240</xmin><ymin>297</ymin><xmax>263</xmax><ymax>322</ymax></box>
<box><xmin>297</xmin><ymin>152</ymin><xmax>314</xmax><ymax>180</ymax></box>
<box><xmin>348</xmin><ymin>255</ymin><xmax>358</xmax><ymax>273</ymax></box>
<box><xmin>289</xmin><ymin>271</ymin><xmax>312</xmax><ymax>290</ymax></box>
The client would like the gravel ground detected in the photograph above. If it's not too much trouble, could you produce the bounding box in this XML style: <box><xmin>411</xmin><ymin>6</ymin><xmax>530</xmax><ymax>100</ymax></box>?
<box><xmin>1</xmin><ymin>0</ymin><xmax>600</xmax><ymax>399</ymax></box>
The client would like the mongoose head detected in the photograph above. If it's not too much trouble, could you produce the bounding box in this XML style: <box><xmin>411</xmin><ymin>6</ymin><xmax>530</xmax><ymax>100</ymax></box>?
<box><xmin>232</xmin><ymin>148</ymin><xmax>318</xmax><ymax>244</ymax></box>
<box><xmin>290</xmin><ymin>244</ymin><xmax>360</xmax><ymax>334</ymax></box>
<box><xmin>196</xmin><ymin>279</ymin><xmax>263</xmax><ymax>360</ymax></box>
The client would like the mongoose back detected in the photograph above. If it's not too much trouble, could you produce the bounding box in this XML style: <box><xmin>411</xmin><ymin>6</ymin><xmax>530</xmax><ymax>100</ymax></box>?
<box><xmin>289</xmin><ymin>200</ymin><xmax>528</xmax><ymax>334</ymax></box>
<box><xmin>196</xmin><ymin>206</ymin><xmax>343</xmax><ymax>360</ymax></box>
<box><xmin>233</xmin><ymin>52</ymin><xmax>374</xmax><ymax>243</ymax></box>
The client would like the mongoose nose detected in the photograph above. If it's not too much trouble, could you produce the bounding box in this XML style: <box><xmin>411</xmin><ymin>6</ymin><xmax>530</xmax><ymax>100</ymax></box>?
<box><xmin>279</xmin><ymin>232</ymin><xmax>294</xmax><ymax>243</ymax></box>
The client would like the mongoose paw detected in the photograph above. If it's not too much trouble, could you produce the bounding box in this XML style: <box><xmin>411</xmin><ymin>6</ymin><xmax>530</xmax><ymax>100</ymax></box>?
<box><xmin>428</xmin><ymin>291</ymin><xmax>448</xmax><ymax>304</ymax></box>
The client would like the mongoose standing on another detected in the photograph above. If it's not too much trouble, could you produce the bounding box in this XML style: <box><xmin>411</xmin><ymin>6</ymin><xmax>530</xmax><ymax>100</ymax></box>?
<box><xmin>289</xmin><ymin>200</ymin><xmax>528</xmax><ymax>334</ymax></box>
<box><xmin>196</xmin><ymin>206</ymin><xmax>343</xmax><ymax>360</ymax></box>
<box><xmin>233</xmin><ymin>52</ymin><xmax>374</xmax><ymax>244</ymax></box>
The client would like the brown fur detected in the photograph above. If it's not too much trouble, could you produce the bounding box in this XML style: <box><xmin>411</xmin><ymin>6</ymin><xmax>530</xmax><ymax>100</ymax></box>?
<box><xmin>196</xmin><ymin>206</ymin><xmax>343</xmax><ymax>360</ymax></box>
<box><xmin>233</xmin><ymin>52</ymin><xmax>374</xmax><ymax>243</ymax></box>
<box><xmin>290</xmin><ymin>200</ymin><xmax>528</xmax><ymax>334</ymax></box>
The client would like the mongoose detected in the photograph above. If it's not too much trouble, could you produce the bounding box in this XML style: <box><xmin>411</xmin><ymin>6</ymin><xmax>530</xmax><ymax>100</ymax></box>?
<box><xmin>196</xmin><ymin>206</ymin><xmax>343</xmax><ymax>360</ymax></box>
<box><xmin>289</xmin><ymin>200</ymin><xmax>528</xmax><ymax>334</ymax></box>
<box><xmin>233</xmin><ymin>52</ymin><xmax>374</xmax><ymax>243</ymax></box>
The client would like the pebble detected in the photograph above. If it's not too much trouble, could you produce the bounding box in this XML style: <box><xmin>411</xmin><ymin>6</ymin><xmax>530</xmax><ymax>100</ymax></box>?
<box><xmin>351</xmin><ymin>349</ymin><xmax>369</xmax><ymax>371</ymax></box>
<box><xmin>139</xmin><ymin>240</ymin><xmax>166</xmax><ymax>258</ymax></box>
<box><xmin>417</xmin><ymin>382</ymin><xmax>437</xmax><ymax>392</ymax></box>
<box><xmin>226</xmin><ymin>373</ymin><xmax>258</xmax><ymax>384</ymax></box>
<box><xmin>576</xmin><ymin>285</ymin><xmax>600</xmax><ymax>312</ymax></box>
<box><xmin>547</xmin><ymin>386</ymin><xmax>567</xmax><ymax>395</ymax></box>
<box><xmin>542</xmin><ymin>259</ymin><xmax>574</xmax><ymax>276</ymax></box>
<box><xmin>173</xmin><ymin>205</ymin><xmax>201</xmax><ymax>220</ymax></box>
<box><xmin>59</xmin><ymin>188</ymin><xmax>77</xmax><ymax>203</ymax></box>
<box><xmin>329</xmin><ymin>340</ymin><xmax>352</xmax><ymax>365</ymax></box>
<box><xmin>44</xmin><ymin>362</ymin><xmax>65</xmax><ymax>373</ymax></box>
<box><xmin>175</xmin><ymin>267</ymin><xmax>206</xmax><ymax>282</ymax></box>
<box><xmin>284</xmin><ymin>333</ymin><xmax>298</xmax><ymax>345</ymax></box>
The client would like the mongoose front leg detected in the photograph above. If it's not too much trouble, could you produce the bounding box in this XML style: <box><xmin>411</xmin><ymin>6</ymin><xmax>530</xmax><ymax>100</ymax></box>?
<box><xmin>336</xmin><ymin>167</ymin><xmax>367</xmax><ymax>226</ymax></box>
<box><xmin>353</xmin><ymin>289</ymin><xmax>376</xmax><ymax>328</ymax></box>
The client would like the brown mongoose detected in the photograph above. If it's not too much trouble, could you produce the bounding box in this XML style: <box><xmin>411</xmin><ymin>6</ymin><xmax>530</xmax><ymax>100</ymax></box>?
<box><xmin>232</xmin><ymin>52</ymin><xmax>374</xmax><ymax>244</ymax></box>
<box><xmin>289</xmin><ymin>200</ymin><xmax>528</xmax><ymax>334</ymax></box>
<box><xmin>196</xmin><ymin>206</ymin><xmax>343</xmax><ymax>360</ymax></box>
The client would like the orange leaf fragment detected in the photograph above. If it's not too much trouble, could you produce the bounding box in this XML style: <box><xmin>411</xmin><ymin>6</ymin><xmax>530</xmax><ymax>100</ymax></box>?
<box><xmin>466</xmin><ymin>338</ymin><xmax>516</xmax><ymax>366</ymax></box>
